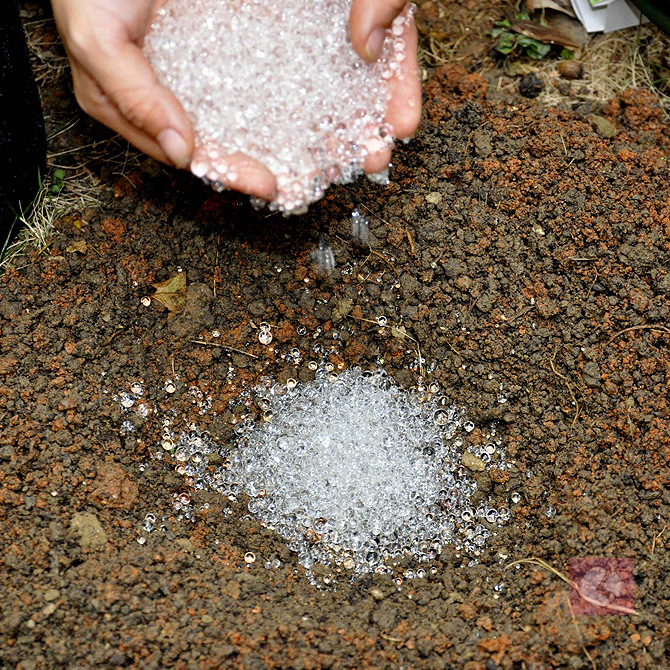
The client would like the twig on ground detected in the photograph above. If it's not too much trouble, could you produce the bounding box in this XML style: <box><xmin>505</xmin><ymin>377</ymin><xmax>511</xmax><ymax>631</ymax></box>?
<box><xmin>650</xmin><ymin>524</ymin><xmax>667</xmax><ymax>557</ymax></box>
<box><xmin>101</xmin><ymin>328</ymin><xmax>125</xmax><ymax>347</ymax></box>
<box><xmin>586</xmin><ymin>266</ymin><xmax>598</xmax><ymax>300</ymax></box>
<box><xmin>506</xmin><ymin>556</ymin><xmax>639</xmax><ymax>670</ymax></box>
<box><xmin>549</xmin><ymin>350</ymin><xmax>580</xmax><ymax>428</ymax></box>
<box><xmin>190</xmin><ymin>340</ymin><xmax>258</xmax><ymax>359</ymax></box>
<box><xmin>348</xmin><ymin>314</ymin><xmax>425</xmax><ymax>378</ymax></box>
<box><xmin>506</xmin><ymin>557</ymin><xmax>638</xmax><ymax>615</ymax></box>
<box><xmin>607</xmin><ymin>324</ymin><xmax>670</xmax><ymax>345</ymax></box>
<box><xmin>569</xmin><ymin>608</ymin><xmax>597</xmax><ymax>670</ymax></box>
<box><xmin>405</xmin><ymin>227</ymin><xmax>415</xmax><ymax>256</ymax></box>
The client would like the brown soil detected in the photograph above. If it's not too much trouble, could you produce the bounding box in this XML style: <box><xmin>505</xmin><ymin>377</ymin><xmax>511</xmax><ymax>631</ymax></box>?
<box><xmin>1</xmin><ymin>2</ymin><xmax>669</xmax><ymax>669</ymax></box>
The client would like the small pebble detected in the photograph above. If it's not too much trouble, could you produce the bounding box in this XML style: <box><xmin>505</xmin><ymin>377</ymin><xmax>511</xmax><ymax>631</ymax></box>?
<box><xmin>462</xmin><ymin>451</ymin><xmax>486</xmax><ymax>472</ymax></box>
<box><xmin>518</xmin><ymin>72</ymin><xmax>544</xmax><ymax>99</ymax></box>
<box><xmin>557</xmin><ymin>60</ymin><xmax>583</xmax><ymax>80</ymax></box>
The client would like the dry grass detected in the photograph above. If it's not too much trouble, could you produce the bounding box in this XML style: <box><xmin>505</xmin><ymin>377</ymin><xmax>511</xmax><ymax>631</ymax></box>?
<box><xmin>2</xmin><ymin>12</ymin><xmax>140</xmax><ymax>272</ymax></box>
<box><xmin>0</xmin><ymin>168</ymin><xmax>102</xmax><ymax>271</ymax></box>
<box><xmin>417</xmin><ymin>0</ymin><xmax>670</xmax><ymax>116</ymax></box>
<box><xmin>23</xmin><ymin>17</ymin><xmax>70</xmax><ymax>88</ymax></box>
<box><xmin>539</xmin><ymin>24</ymin><xmax>670</xmax><ymax>114</ymax></box>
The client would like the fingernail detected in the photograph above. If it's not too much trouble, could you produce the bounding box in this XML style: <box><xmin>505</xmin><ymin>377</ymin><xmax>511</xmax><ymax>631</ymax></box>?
<box><xmin>365</xmin><ymin>27</ymin><xmax>386</xmax><ymax>61</ymax></box>
<box><xmin>157</xmin><ymin>128</ymin><xmax>189</xmax><ymax>169</ymax></box>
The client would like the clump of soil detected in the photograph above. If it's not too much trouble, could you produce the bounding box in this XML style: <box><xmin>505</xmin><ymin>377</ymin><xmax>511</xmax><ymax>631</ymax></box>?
<box><xmin>1</xmin><ymin>3</ymin><xmax>668</xmax><ymax>669</ymax></box>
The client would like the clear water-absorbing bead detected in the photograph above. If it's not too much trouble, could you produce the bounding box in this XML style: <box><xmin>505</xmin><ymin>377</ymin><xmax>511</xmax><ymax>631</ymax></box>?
<box><xmin>119</xmin><ymin>393</ymin><xmax>135</xmax><ymax>409</ymax></box>
<box><xmin>312</xmin><ymin>238</ymin><xmax>336</xmax><ymax>274</ymax></box>
<box><xmin>198</xmin><ymin>367</ymin><xmax>506</xmax><ymax>575</ymax></box>
<box><xmin>351</xmin><ymin>208</ymin><xmax>370</xmax><ymax>244</ymax></box>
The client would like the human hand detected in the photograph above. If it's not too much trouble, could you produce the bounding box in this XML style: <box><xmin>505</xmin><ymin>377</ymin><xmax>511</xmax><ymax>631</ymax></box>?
<box><xmin>50</xmin><ymin>0</ymin><xmax>277</xmax><ymax>198</ymax></box>
<box><xmin>350</xmin><ymin>0</ymin><xmax>422</xmax><ymax>173</ymax></box>
<box><xmin>51</xmin><ymin>0</ymin><xmax>420</xmax><ymax>198</ymax></box>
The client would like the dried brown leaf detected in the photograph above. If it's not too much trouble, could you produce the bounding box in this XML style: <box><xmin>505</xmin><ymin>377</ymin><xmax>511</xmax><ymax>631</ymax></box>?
<box><xmin>525</xmin><ymin>0</ymin><xmax>575</xmax><ymax>17</ymax></box>
<box><xmin>511</xmin><ymin>15</ymin><xmax>587</xmax><ymax>49</ymax></box>
<box><xmin>65</xmin><ymin>240</ymin><xmax>87</xmax><ymax>254</ymax></box>
<box><xmin>152</xmin><ymin>271</ymin><xmax>187</xmax><ymax>313</ymax></box>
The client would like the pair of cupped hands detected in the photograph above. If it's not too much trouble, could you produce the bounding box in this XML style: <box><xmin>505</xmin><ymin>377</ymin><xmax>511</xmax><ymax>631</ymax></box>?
<box><xmin>51</xmin><ymin>0</ymin><xmax>421</xmax><ymax>200</ymax></box>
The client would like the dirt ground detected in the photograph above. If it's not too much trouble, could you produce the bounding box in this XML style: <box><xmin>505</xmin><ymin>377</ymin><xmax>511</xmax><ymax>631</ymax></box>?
<box><xmin>1</xmin><ymin>2</ymin><xmax>669</xmax><ymax>668</ymax></box>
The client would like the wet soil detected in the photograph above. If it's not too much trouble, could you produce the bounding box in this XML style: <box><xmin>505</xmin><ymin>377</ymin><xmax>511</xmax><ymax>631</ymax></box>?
<box><xmin>1</xmin><ymin>3</ymin><xmax>669</xmax><ymax>669</ymax></box>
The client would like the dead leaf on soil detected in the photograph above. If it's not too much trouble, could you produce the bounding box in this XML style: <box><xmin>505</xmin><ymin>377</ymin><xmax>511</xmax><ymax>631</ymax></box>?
<box><xmin>510</xmin><ymin>18</ymin><xmax>585</xmax><ymax>50</ymax></box>
<box><xmin>152</xmin><ymin>271</ymin><xmax>187</xmax><ymax>313</ymax></box>
<box><xmin>525</xmin><ymin>0</ymin><xmax>575</xmax><ymax>17</ymax></box>
<box><xmin>65</xmin><ymin>239</ymin><xmax>88</xmax><ymax>254</ymax></box>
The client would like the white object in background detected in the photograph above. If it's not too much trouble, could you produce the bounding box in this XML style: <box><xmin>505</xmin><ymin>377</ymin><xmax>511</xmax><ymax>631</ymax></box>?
<box><xmin>571</xmin><ymin>0</ymin><xmax>647</xmax><ymax>32</ymax></box>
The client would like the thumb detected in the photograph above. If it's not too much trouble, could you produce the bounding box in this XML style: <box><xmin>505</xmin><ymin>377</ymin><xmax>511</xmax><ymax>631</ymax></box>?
<box><xmin>350</xmin><ymin>0</ymin><xmax>409</xmax><ymax>62</ymax></box>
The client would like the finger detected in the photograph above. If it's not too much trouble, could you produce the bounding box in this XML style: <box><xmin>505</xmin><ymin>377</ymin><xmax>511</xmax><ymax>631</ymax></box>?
<box><xmin>71</xmin><ymin>63</ymin><xmax>176</xmax><ymax>164</ymax></box>
<box><xmin>75</xmin><ymin>65</ymin><xmax>277</xmax><ymax>199</ymax></box>
<box><xmin>190</xmin><ymin>148</ymin><xmax>277</xmax><ymax>201</ymax></box>
<box><xmin>363</xmin><ymin>145</ymin><xmax>393</xmax><ymax>174</ymax></box>
<box><xmin>72</xmin><ymin>39</ymin><xmax>194</xmax><ymax>168</ymax></box>
<box><xmin>384</xmin><ymin>15</ymin><xmax>421</xmax><ymax>138</ymax></box>
<box><xmin>350</xmin><ymin>0</ymin><xmax>408</xmax><ymax>61</ymax></box>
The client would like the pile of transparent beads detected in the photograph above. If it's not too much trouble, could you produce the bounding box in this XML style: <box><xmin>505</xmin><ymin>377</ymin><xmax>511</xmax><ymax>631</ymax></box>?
<box><xmin>165</xmin><ymin>368</ymin><xmax>509</xmax><ymax>575</ymax></box>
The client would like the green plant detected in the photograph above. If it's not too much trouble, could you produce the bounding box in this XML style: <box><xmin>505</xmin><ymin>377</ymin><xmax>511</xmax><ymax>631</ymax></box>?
<box><xmin>51</xmin><ymin>168</ymin><xmax>66</xmax><ymax>194</ymax></box>
<box><xmin>491</xmin><ymin>13</ymin><xmax>552</xmax><ymax>60</ymax></box>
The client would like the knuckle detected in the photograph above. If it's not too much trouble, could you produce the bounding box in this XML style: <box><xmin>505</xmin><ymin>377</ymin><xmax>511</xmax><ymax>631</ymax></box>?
<box><xmin>64</xmin><ymin>21</ymin><xmax>97</xmax><ymax>64</ymax></box>
<box><xmin>114</xmin><ymin>90</ymin><xmax>162</xmax><ymax>133</ymax></box>
<box><xmin>72</xmin><ymin>78</ymin><xmax>103</xmax><ymax>119</ymax></box>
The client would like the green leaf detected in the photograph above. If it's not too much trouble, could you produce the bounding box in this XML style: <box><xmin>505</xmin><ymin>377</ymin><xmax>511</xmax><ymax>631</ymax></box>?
<box><xmin>495</xmin><ymin>33</ymin><xmax>517</xmax><ymax>55</ymax></box>
<box><xmin>526</xmin><ymin>41</ymin><xmax>551</xmax><ymax>60</ymax></box>
<box><xmin>53</xmin><ymin>169</ymin><xmax>65</xmax><ymax>180</ymax></box>
<box><xmin>560</xmin><ymin>48</ymin><xmax>575</xmax><ymax>60</ymax></box>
